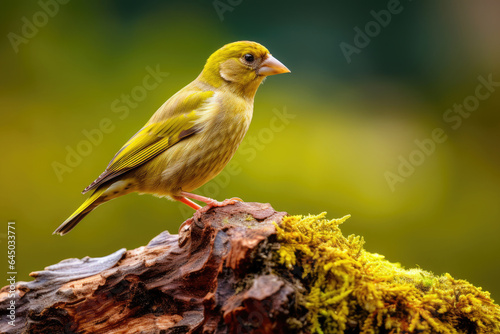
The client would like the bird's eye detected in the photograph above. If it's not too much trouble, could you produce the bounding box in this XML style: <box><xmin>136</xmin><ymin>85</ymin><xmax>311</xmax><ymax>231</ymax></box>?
<box><xmin>244</xmin><ymin>53</ymin><xmax>255</xmax><ymax>63</ymax></box>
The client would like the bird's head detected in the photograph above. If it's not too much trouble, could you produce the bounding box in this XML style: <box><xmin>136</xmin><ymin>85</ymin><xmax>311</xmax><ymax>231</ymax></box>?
<box><xmin>199</xmin><ymin>41</ymin><xmax>290</xmax><ymax>98</ymax></box>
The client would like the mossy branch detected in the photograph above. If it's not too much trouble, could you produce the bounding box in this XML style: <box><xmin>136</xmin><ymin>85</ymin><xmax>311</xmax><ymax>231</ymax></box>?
<box><xmin>0</xmin><ymin>202</ymin><xmax>498</xmax><ymax>333</ymax></box>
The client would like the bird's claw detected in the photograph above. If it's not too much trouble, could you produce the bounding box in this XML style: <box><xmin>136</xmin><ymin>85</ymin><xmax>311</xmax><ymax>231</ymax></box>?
<box><xmin>199</xmin><ymin>197</ymin><xmax>242</xmax><ymax>213</ymax></box>
<box><xmin>207</xmin><ymin>197</ymin><xmax>242</xmax><ymax>207</ymax></box>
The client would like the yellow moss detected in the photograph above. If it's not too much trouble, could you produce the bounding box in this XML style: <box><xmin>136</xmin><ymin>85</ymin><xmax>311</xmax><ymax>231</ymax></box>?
<box><xmin>274</xmin><ymin>213</ymin><xmax>500</xmax><ymax>334</ymax></box>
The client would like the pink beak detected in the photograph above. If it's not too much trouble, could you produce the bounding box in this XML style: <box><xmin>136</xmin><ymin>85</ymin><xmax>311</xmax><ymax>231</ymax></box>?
<box><xmin>258</xmin><ymin>55</ymin><xmax>290</xmax><ymax>76</ymax></box>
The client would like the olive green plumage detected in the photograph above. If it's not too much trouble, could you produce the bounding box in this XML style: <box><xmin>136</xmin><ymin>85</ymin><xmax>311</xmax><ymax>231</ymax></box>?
<box><xmin>54</xmin><ymin>41</ymin><xmax>290</xmax><ymax>235</ymax></box>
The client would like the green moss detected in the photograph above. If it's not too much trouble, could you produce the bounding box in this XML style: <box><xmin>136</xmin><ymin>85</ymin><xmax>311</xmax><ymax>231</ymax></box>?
<box><xmin>274</xmin><ymin>213</ymin><xmax>500</xmax><ymax>334</ymax></box>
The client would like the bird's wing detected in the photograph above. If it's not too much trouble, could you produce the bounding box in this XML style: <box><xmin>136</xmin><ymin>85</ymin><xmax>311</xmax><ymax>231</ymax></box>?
<box><xmin>82</xmin><ymin>90</ymin><xmax>213</xmax><ymax>194</ymax></box>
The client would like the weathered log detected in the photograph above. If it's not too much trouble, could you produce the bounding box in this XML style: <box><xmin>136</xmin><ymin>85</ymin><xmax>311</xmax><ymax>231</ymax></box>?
<box><xmin>1</xmin><ymin>202</ymin><xmax>499</xmax><ymax>334</ymax></box>
<box><xmin>0</xmin><ymin>202</ymin><xmax>295</xmax><ymax>334</ymax></box>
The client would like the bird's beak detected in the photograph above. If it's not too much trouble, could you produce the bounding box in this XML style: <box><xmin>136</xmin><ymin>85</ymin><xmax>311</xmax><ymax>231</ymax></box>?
<box><xmin>258</xmin><ymin>55</ymin><xmax>290</xmax><ymax>76</ymax></box>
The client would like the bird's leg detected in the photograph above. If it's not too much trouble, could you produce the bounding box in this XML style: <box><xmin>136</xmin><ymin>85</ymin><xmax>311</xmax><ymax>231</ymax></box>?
<box><xmin>175</xmin><ymin>196</ymin><xmax>202</xmax><ymax>210</ymax></box>
<box><xmin>180</xmin><ymin>191</ymin><xmax>242</xmax><ymax>209</ymax></box>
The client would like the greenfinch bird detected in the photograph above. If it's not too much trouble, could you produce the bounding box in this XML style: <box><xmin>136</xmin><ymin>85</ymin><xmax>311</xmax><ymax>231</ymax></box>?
<box><xmin>54</xmin><ymin>41</ymin><xmax>290</xmax><ymax>235</ymax></box>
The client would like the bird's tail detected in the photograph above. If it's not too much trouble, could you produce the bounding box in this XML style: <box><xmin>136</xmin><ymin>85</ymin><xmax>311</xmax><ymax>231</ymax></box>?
<box><xmin>53</xmin><ymin>187</ymin><xmax>107</xmax><ymax>236</ymax></box>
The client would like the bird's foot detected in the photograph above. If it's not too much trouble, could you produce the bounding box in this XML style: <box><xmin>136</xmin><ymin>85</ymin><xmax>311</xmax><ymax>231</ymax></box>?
<box><xmin>198</xmin><ymin>197</ymin><xmax>242</xmax><ymax>213</ymax></box>
<box><xmin>179</xmin><ymin>192</ymin><xmax>242</xmax><ymax>212</ymax></box>
<box><xmin>204</xmin><ymin>197</ymin><xmax>242</xmax><ymax>208</ymax></box>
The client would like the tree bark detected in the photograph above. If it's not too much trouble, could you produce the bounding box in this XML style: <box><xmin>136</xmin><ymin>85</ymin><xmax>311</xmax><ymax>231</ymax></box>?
<box><xmin>0</xmin><ymin>202</ymin><xmax>295</xmax><ymax>334</ymax></box>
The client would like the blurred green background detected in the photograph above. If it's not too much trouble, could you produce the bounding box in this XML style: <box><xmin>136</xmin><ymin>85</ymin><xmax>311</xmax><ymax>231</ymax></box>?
<box><xmin>1</xmin><ymin>0</ymin><xmax>499</xmax><ymax>299</ymax></box>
